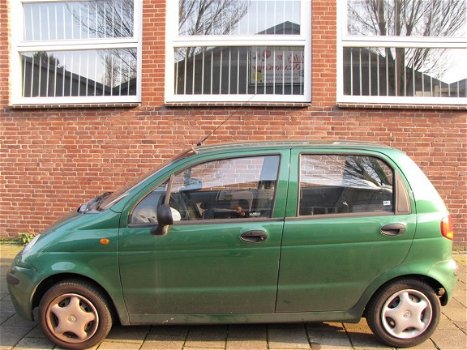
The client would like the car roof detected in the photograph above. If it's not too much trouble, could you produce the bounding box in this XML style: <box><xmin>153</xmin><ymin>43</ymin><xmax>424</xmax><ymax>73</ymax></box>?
<box><xmin>194</xmin><ymin>140</ymin><xmax>397</xmax><ymax>154</ymax></box>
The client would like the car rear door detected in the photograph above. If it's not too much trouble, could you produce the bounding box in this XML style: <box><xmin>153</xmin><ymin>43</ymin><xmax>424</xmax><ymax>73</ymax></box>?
<box><xmin>276</xmin><ymin>148</ymin><xmax>416</xmax><ymax>313</ymax></box>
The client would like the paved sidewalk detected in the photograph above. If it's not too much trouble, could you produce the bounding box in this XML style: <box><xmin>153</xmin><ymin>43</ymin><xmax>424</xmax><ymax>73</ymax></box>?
<box><xmin>0</xmin><ymin>244</ymin><xmax>465</xmax><ymax>350</ymax></box>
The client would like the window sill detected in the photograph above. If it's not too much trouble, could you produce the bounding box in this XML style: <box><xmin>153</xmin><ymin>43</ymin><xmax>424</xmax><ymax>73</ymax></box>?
<box><xmin>337</xmin><ymin>102</ymin><xmax>467</xmax><ymax>111</ymax></box>
<box><xmin>165</xmin><ymin>101</ymin><xmax>311</xmax><ymax>108</ymax></box>
<box><xmin>9</xmin><ymin>102</ymin><xmax>141</xmax><ymax>110</ymax></box>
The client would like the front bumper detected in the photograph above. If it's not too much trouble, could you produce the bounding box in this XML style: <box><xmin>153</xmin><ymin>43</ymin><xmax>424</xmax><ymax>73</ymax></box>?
<box><xmin>6</xmin><ymin>265</ymin><xmax>38</xmax><ymax>321</ymax></box>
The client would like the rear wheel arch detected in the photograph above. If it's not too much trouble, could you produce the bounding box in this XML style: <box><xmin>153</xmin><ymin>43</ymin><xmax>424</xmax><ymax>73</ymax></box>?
<box><xmin>365</xmin><ymin>277</ymin><xmax>442</xmax><ymax>347</ymax></box>
<box><xmin>365</xmin><ymin>274</ymin><xmax>446</xmax><ymax>315</ymax></box>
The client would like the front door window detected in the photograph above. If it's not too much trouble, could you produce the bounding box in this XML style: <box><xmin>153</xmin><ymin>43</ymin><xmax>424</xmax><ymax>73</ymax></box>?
<box><xmin>130</xmin><ymin>155</ymin><xmax>280</xmax><ymax>224</ymax></box>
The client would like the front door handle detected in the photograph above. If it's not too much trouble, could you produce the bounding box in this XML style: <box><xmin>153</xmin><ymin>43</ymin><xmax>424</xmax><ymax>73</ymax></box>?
<box><xmin>381</xmin><ymin>223</ymin><xmax>406</xmax><ymax>236</ymax></box>
<box><xmin>240</xmin><ymin>230</ymin><xmax>268</xmax><ymax>243</ymax></box>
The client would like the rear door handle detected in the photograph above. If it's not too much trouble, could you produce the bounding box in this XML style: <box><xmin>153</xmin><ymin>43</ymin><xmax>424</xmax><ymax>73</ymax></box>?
<box><xmin>240</xmin><ymin>230</ymin><xmax>268</xmax><ymax>243</ymax></box>
<box><xmin>381</xmin><ymin>223</ymin><xmax>406</xmax><ymax>236</ymax></box>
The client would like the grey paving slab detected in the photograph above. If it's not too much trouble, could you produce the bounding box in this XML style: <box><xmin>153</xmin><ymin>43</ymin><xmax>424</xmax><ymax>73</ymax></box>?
<box><xmin>142</xmin><ymin>326</ymin><xmax>188</xmax><ymax>349</ymax></box>
<box><xmin>267</xmin><ymin>324</ymin><xmax>310</xmax><ymax>349</ymax></box>
<box><xmin>430</xmin><ymin>328</ymin><xmax>467</xmax><ymax>350</ymax></box>
<box><xmin>184</xmin><ymin>325</ymin><xmax>227</xmax><ymax>349</ymax></box>
<box><xmin>97</xmin><ymin>341</ymin><xmax>142</xmax><ymax>350</ymax></box>
<box><xmin>11</xmin><ymin>337</ymin><xmax>54</xmax><ymax>350</ymax></box>
<box><xmin>307</xmin><ymin>329</ymin><xmax>352</xmax><ymax>350</ymax></box>
<box><xmin>0</xmin><ymin>327</ymin><xmax>34</xmax><ymax>349</ymax></box>
<box><xmin>104</xmin><ymin>325</ymin><xmax>150</xmax><ymax>342</ymax></box>
<box><xmin>226</xmin><ymin>324</ymin><xmax>268</xmax><ymax>349</ymax></box>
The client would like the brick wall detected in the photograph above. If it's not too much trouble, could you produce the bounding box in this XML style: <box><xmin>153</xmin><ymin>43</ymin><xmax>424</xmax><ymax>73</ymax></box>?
<box><xmin>1</xmin><ymin>1</ymin><xmax>466</xmax><ymax>248</ymax></box>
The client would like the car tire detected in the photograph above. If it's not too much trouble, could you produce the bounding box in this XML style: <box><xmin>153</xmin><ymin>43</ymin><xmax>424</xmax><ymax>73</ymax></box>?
<box><xmin>39</xmin><ymin>279</ymin><xmax>113</xmax><ymax>350</ymax></box>
<box><xmin>367</xmin><ymin>279</ymin><xmax>440</xmax><ymax>348</ymax></box>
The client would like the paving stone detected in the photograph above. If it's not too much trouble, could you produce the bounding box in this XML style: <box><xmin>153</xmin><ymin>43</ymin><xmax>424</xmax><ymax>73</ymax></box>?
<box><xmin>0</xmin><ymin>326</ymin><xmax>33</xmax><ymax>348</ymax></box>
<box><xmin>430</xmin><ymin>328</ymin><xmax>467</xmax><ymax>350</ymax></box>
<box><xmin>24</xmin><ymin>325</ymin><xmax>46</xmax><ymax>339</ymax></box>
<box><xmin>407</xmin><ymin>339</ymin><xmax>437</xmax><ymax>349</ymax></box>
<box><xmin>11</xmin><ymin>337</ymin><xmax>54</xmax><ymax>350</ymax></box>
<box><xmin>183</xmin><ymin>348</ymin><xmax>225</xmax><ymax>350</ymax></box>
<box><xmin>97</xmin><ymin>341</ymin><xmax>142</xmax><ymax>350</ymax></box>
<box><xmin>307</xmin><ymin>329</ymin><xmax>352</xmax><ymax>349</ymax></box>
<box><xmin>453</xmin><ymin>282</ymin><xmax>467</xmax><ymax>307</ymax></box>
<box><xmin>0</xmin><ymin>313</ymin><xmax>16</xmax><ymax>325</ymax></box>
<box><xmin>1</xmin><ymin>315</ymin><xmax>36</xmax><ymax>329</ymax></box>
<box><xmin>437</xmin><ymin>313</ymin><xmax>460</xmax><ymax>330</ymax></box>
<box><xmin>226</xmin><ymin>324</ymin><xmax>268</xmax><ymax>349</ymax></box>
<box><xmin>105</xmin><ymin>325</ymin><xmax>149</xmax><ymax>342</ymax></box>
<box><xmin>442</xmin><ymin>298</ymin><xmax>467</xmax><ymax>323</ymax></box>
<box><xmin>140</xmin><ymin>340</ymin><xmax>184</xmax><ymax>350</ymax></box>
<box><xmin>184</xmin><ymin>325</ymin><xmax>227</xmax><ymax>348</ymax></box>
<box><xmin>268</xmin><ymin>324</ymin><xmax>310</xmax><ymax>349</ymax></box>
<box><xmin>306</xmin><ymin>322</ymin><xmax>345</xmax><ymax>331</ymax></box>
<box><xmin>142</xmin><ymin>326</ymin><xmax>188</xmax><ymax>349</ymax></box>
<box><xmin>343</xmin><ymin>321</ymin><xmax>393</xmax><ymax>350</ymax></box>
<box><xmin>453</xmin><ymin>321</ymin><xmax>466</xmax><ymax>331</ymax></box>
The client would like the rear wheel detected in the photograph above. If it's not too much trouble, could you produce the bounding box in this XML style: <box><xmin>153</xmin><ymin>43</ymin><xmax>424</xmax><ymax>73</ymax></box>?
<box><xmin>367</xmin><ymin>280</ymin><xmax>440</xmax><ymax>348</ymax></box>
<box><xmin>39</xmin><ymin>280</ymin><xmax>112</xmax><ymax>350</ymax></box>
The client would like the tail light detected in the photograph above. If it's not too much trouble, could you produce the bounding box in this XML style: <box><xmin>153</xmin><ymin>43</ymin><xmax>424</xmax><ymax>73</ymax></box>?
<box><xmin>441</xmin><ymin>216</ymin><xmax>454</xmax><ymax>240</ymax></box>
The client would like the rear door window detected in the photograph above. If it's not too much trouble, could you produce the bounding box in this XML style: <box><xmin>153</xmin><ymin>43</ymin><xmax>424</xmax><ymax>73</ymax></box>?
<box><xmin>299</xmin><ymin>155</ymin><xmax>394</xmax><ymax>216</ymax></box>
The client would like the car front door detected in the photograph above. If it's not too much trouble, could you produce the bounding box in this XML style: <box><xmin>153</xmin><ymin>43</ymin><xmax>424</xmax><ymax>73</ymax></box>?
<box><xmin>276</xmin><ymin>149</ymin><xmax>416</xmax><ymax>313</ymax></box>
<box><xmin>118</xmin><ymin>151</ymin><xmax>289</xmax><ymax>322</ymax></box>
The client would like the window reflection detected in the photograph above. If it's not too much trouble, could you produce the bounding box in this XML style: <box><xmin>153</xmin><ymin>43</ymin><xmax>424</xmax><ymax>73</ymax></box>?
<box><xmin>179</xmin><ymin>0</ymin><xmax>301</xmax><ymax>36</ymax></box>
<box><xmin>23</xmin><ymin>0</ymin><xmax>134</xmax><ymax>41</ymax></box>
<box><xmin>174</xmin><ymin>46</ymin><xmax>305</xmax><ymax>95</ymax></box>
<box><xmin>347</xmin><ymin>0</ymin><xmax>466</xmax><ymax>37</ymax></box>
<box><xmin>21</xmin><ymin>49</ymin><xmax>137</xmax><ymax>97</ymax></box>
<box><xmin>343</xmin><ymin>47</ymin><xmax>467</xmax><ymax>97</ymax></box>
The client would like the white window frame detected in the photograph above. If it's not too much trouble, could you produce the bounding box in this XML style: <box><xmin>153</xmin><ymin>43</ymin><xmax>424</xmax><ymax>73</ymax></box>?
<box><xmin>9</xmin><ymin>0</ymin><xmax>143</xmax><ymax>106</ymax></box>
<box><xmin>165</xmin><ymin>0</ymin><xmax>312</xmax><ymax>104</ymax></box>
<box><xmin>337</xmin><ymin>0</ymin><xmax>467</xmax><ymax>105</ymax></box>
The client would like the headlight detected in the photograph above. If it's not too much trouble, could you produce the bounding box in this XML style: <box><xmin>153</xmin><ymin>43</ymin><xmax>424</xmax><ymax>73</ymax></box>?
<box><xmin>22</xmin><ymin>235</ymin><xmax>40</xmax><ymax>255</ymax></box>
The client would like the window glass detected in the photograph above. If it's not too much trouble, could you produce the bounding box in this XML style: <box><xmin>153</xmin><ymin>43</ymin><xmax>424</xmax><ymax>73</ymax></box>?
<box><xmin>21</xmin><ymin>49</ymin><xmax>137</xmax><ymax>98</ymax></box>
<box><xmin>179</xmin><ymin>0</ymin><xmax>301</xmax><ymax>36</ymax></box>
<box><xmin>347</xmin><ymin>0</ymin><xmax>466</xmax><ymax>38</ymax></box>
<box><xmin>174</xmin><ymin>46</ymin><xmax>305</xmax><ymax>96</ymax></box>
<box><xmin>339</xmin><ymin>0</ymin><xmax>467</xmax><ymax>104</ymax></box>
<box><xmin>131</xmin><ymin>155</ymin><xmax>280</xmax><ymax>224</ymax></box>
<box><xmin>166</xmin><ymin>0</ymin><xmax>310</xmax><ymax>103</ymax></box>
<box><xmin>131</xmin><ymin>184</ymin><xmax>168</xmax><ymax>224</ymax></box>
<box><xmin>23</xmin><ymin>1</ymin><xmax>134</xmax><ymax>41</ymax></box>
<box><xmin>299</xmin><ymin>155</ymin><xmax>394</xmax><ymax>216</ymax></box>
<box><xmin>13</xmin><ymin>0</ymin><xmax>140</xmax><ymax>105</ymax></box>
<box><xmin>343</xmin><ymin>47</ymin><xmax>467</xmax><ymax>98</ymax></box>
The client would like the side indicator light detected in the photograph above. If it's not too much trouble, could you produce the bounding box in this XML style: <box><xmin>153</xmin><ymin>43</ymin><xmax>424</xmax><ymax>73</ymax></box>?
<box><xmin>99</xmin><ymin>238</ymin><xmax>110</xmax><ymax>245</ymax></box>
<box><xmin>441</xmin><ymin>216</ymin><xmax>454</xmax><ymax>240</ymax></box>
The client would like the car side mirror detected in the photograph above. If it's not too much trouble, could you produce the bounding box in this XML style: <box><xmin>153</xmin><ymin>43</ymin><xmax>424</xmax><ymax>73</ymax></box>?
<box><xmin>150</xmin><ymin>204</ymin><xmax>173</xmax><ymax>236</ymax></box>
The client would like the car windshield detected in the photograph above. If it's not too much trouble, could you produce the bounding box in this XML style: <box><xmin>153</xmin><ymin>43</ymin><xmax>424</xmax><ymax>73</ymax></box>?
<box><xmin>98</xmin><ymin>147</ymin><xmax>196</xmax><ymax>210</ymax></box>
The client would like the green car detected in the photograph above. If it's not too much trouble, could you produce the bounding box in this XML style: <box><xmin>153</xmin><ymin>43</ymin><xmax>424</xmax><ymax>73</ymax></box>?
<box><xmin>7</xmin><ymin>141</ymin><xmax>457</xmax><ymax>349</ymax></box>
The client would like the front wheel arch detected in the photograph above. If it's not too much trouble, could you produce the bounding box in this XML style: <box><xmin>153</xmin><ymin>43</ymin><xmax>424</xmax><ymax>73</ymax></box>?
<box><xmin>32</xmin><ymin>274</ymin><xmax>119</xmax><ymax>324</ymax></box>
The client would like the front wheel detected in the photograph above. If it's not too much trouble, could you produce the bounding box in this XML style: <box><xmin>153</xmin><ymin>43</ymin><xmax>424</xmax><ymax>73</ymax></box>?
<box><xmin>39</xmin><ymin>280</ymin><xmax>113</xmax><ymax>350</ymax></box>
<box><xmin>366</xmin><ymin>279</ymin><xmax>440</xmax><ymax>348</ymax></box>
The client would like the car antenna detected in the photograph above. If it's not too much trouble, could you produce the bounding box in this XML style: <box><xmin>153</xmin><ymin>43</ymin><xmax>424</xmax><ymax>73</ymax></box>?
<box><xmin>195</xmin><ymin>95</ymin><xmax>256</xmax><ymax>147</ymax></box>
<box><xmin>196</xmin><ymin>114</ymin><xmax>233</xmax><ymax>147</ymax></box>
